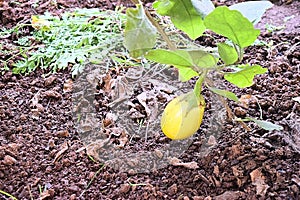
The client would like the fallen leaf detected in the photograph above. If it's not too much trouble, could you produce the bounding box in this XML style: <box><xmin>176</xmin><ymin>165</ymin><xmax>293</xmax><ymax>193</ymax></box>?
<box><xmin>56</xmin><ymin>130</ymin><xmax>69</xmax><ymax>137</ymax></box>
<box><xmin>39</xmin><ymin>188</ymin><xmax>55</xmax><ymax>200</ymax></box>
<box><xmin>102</xmin><ymin>73</ymin><xmax>113</xmax><ymax>93</ymax></box>
<box><xmin>31</xmin><ymin>15</ymin><xmax>51</xmax><ymax>30</ymax></box>
<box><xmin>214</xmin><ymin>191</ymin><xmax>243</xmax><ymax>200</ymax></box>
<box><xmin>291</xmin><ymin>175</ymin><xmax>300</xmax><ymax>187</ymax></box>
<box><xmin>239</xmin><ymin>94</ymin><xmax>255</xmax><ymax>108</ymax></box>
<box><xmin>53</xmin><ymin>141</ymin><xmax>69</xmax><ymax>163</ymax></box>
<box><xmin>43</xmin><ymin>90</ymin><xmax>62</xmax><ymax>99</ymax></box>
<box><xmin>63</xmin><ymin>79</ymin><xmax>73</xmax><ymax>93</ymax></box>
<box><xmin>169</xmin><ymin>157</ymin><xmax>199</xmax><ymax>169</ymax></box>
<box><xmin>44</xmin><ymin>75</ymin><xmax>56</xmax><ymax>86</ymax></box>
<box><xmin>292</xmin><ymin>97</ymin><xmax>300</xmax><ymax>103</ymax></box>
<box><xmin>31</xmin><ymin>91</ymin><xmax>41</xmax><ymax>107</ymax></box>
<box><xmin>3</xmin><ymin>155</ymin><xmax>17</xmax><ymax>165</ymax></box>
<box><xmin>250</xmin><ymin>168</ymin><xmax>270</xmax><ymax>196</ymax></box>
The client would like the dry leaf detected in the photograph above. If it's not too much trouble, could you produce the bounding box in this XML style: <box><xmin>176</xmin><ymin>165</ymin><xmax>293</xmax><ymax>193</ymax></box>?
<box><xmin>31</xmin><ymin>91</ymin><xmax>41</xmax><ymax>107</ymax></box>
<box><xmin>102</xmin><ymin>73</ymin><xmax>113</xmax><ymax>93</ymax></box>
<box><xmin>39</xmin><ymin>189</ymin><xmax>55</xmax><ymax>200</ymax></box>
<box><xmin>239</xmin><ymin>94</ymin><xmax>255</xmax><ymax>108</ymax></box>
<box><xmin>137</xmin><ymin>92</ymin><xmax>152</xmax><ymax>117</ymax></box>
<box><xmin>56</xmin><ymin>130</ymin><xmax>69</xmax><ymax>137</ymax></box>
<box><xmin>250</xmin><ymin>168</ymin><xmax>270</xmax><ymax>196</ymax></box>
<box><xmin>291</xmin><ymin>175</ymin><xmax>300</xmax><ymax>187</ymax></box>
<box><xmin>44</xmin><ymin>75</ymin><xmax>56</xmax><ymax>86</ymax></box>
<box><xmin>214</xmin><ymin>191</ymin><xmax>243</xmax><ymax>200</ymax></box>
<box><xmin>43</xmin><ymin>90</ymin><xmax>62</xmax><ymax>99</ymax></box>
<box><xmin>169</xmin><ymin>157</ymin><xmax>199</xmax><ymax>169</ymax></box>
<box><xmin>53</xmin><ymin>141</ymin><xmax>69</xmax><ymax>163</ymax></box>
<box><xmin>63</xmin><ymin>79</ymin><xmax>73</xmax><ymax>93</ymax></box>
<box><xmin>3</xmin><ymin>155</ymin><xmax>17</xmax><ymax>165</ymax></box>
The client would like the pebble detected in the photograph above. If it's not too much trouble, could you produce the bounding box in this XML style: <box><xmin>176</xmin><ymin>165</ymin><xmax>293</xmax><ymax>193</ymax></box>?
<box><xmin>68</xmin><ymin>185</ymin><xmax>80</xmax><ymax>192</ymax></box>
<box><xmin>3</xmin><ymin>155</ymin><xmax>17</xmax><ymax>165</ymax></box>
<box><xmin>167</xmin><ymin>183</ymin><xmax>177</xmax><ymax>196</ymax></box>
<box><xmin>119</xmin><ymin>183</ymin><xmax>131</xmax><ymax>193</ymax></box>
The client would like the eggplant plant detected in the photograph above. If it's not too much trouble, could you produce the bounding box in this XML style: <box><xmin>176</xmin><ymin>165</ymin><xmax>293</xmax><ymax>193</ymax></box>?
<box><xmin>124</xmin><ymin>0</ymin><xmax>282</xmax><ymax>139</ymax></box>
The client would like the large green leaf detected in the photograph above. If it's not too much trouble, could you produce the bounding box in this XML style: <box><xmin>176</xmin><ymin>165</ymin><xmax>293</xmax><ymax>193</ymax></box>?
<box><xmin>217</xmin><ymin>42</ymin><xmax>238</xmax><ymax>65</ymax></box>
<box><xmin>145</xmin><ymin>49</ymin><xmax>218</xmax><ymax>69</ymax></box>
<box><xmin>224</xmin><ymin>64</ymin><xmax>267</xmax><ymax>88</ymax></box>
<box><xmin>124</xmin><ymin>4</ymin><xmax>157</xmax><ymax>58</ymax></box>
<box><xmin>207</xmin><ymin>86</ymin><xmax>239</xmax><ymax>101</ymax></box>
<box><xmin>145</xmin><ymin>49</ymin><xmax>194</xmax><ymax>67</ymax></box>
<box><xmin>188</xmin><ymin>50</ymin><xmax>218</xmax><ymax>68</ymax></box>
<box><xmin>229</xmin><ymin>1</ymin><xmax>273</xmax><ymax>25</ymax></box>
<box><xmin>204</xmin><ymin>6</ymin><xmax>260</xmax><ymax>48</ymax></box>
<box><xmin>153</xmin><ymin>0</ymin><xmax>205</xmax><ymax>40</ymax></box>
<box><xmin>175</xmin><ymin>65</ymin><xmax>198</xmax><ymax>82</ymax></box>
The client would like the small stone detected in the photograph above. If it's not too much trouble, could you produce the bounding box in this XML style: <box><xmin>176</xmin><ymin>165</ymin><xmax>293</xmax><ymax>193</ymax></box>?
<box><xmin>167</xmin><ymin>183</ymin><xmax>177</xmax><ymax>196</ymax></box>
<box><xmin>234</xmin><ymin>107</ymin><xmax>247</xmax><ymax>117</ymax></box>
<box><xmin>120</xmin><ymin>184</ymin><xmax>131</xmax><ymax>193</ymax></box>
<box><xmin>70</xmin><ymin>194</ymin><xmax>76</xmax><ymax>200</ymax></box>
<box><xmin>3</xmin><ymin>155</ymin><xmax>17</xmax><ymax>165</ymax></box>
<box><xmin>193</xmin><ymin>196</ymin><xmax>204</xmax><ymax>200</ymax></box>
<box><xmin>68</xmin><ymin>185</ymin><xmax>80</xmax><ymax>192</ymax></box>
<box><xmin>128</xmin><ymin>169</ymin><xmax>137</xmax><ymax>175</ymax></box>
<box><xmin>44</xmin><ymin>75</ymin><xmax>56</xmax><ymax>86</ymax></box>
<box><xmin>56</xmin><ymin>130</ymin><xmax>69</xmax><ymax>137</ymax></box>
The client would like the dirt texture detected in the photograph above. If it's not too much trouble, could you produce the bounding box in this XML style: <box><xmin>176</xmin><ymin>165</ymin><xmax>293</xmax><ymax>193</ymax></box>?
<box><xmin>1</xmin><ymin>0</ymin><xmax>300</xmax><ymax>199</ymax></box>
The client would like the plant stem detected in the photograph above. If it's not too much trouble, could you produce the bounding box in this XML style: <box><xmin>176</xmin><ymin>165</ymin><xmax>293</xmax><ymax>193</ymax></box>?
<box><xmin>145</xmin><ymin>11</ymin><xmax>176</xmax><ymax>50</ymax></box>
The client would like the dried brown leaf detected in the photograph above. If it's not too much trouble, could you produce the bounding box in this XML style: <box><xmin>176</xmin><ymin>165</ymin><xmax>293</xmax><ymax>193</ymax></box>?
<box><xmin>169</xmin><ymin>157</ymin><xmax>199</xmax><ymax>169</ymax></box>
<box><xmin>44</xmin><ymin>75</ymin><xmax>56</xmax><ymax>86</ymax></box>
<box><xmin>63</xmin><ymin>79</ymin><xmax>73</xmax><ymax>93</ymax></box>
<box><xmin>53</xmin><ymin>141</ymin><xmax>69</xmax><ymax>163</ymax></box>
<box><xmin>250</xmin><ymin>168</ymin><xmax>270</xmax><ymax>196</ymax></box>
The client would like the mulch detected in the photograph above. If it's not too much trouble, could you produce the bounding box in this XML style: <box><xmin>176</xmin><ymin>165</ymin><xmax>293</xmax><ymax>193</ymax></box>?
<box><xmin>0</xmin><ymin>0</ymin><xmax>299</xmax><ymax>199</ymax></box>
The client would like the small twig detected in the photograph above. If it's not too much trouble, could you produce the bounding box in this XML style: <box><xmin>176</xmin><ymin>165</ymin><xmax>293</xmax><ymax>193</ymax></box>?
<box><xmin>127</xmin><ymin>178</ymin><xmax>148</xmax><ymax>186</ymax></box>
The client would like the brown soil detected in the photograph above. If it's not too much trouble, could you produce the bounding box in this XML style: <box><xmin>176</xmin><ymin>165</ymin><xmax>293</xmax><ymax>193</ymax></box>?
<box><xmin>0</xmin><ymin>0</ymin><xmax>299</xmax><ymax>199</ymax></box>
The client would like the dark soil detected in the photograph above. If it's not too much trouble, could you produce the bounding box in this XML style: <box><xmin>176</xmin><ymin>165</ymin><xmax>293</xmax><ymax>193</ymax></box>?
<box><xmin>1</xmin><ymin>0</ymin><xmax>300</xmax><ymax>200</ymax></box>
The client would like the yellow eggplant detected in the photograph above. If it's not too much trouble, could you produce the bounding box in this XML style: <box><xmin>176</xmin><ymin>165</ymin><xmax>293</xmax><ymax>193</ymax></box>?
<box><xmin>161</xmin><ymin>91</ymin><xmax>205</xmax><ymax>140</ymax></box>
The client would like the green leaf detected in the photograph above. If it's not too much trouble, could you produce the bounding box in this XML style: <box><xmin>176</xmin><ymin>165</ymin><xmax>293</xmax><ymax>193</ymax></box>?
<box><xmin>153</xmin><ymin>0</ymin><xmax>205</xmax><ymax>40</ymax></box>
<box><xmin>193</xmin><ymin>74</ymin><xmax>204</xmax><ymax>97</ymax></box>
<box><xmin>145</xmin><ymin>49</ymin><xmax>218</xmax><ymax>69</ymax></box>
<box><xmin>175</xmin><ymin>65</ymin><xmax>198</xmax><ymax>82</ymax></box>
<box><xmin>152</xmin><ymin>0</ymin><xmax>174</xmax><ymax>15</ymax></box>
<box><xmin>124</xmin><ymin>4</ymin><xmax>157</xmax><ymax>58</ymax></box>
<box><xmin>188</xmin><ymin>50</ymin><xmax>218</xmax><ymax>69</ymax></box>
<box><xmin>247</xmin><ymin>117</ymin><xmax>283</xmax><ymax>131</ymax></box>
<box><xmin>224</xmin><ymin>64</ymin><xmax>267</xmax><ymax>88</ymax></box>
<box><xmin>229</xmin><ymin>1</ymin><xmax>273</xmax><ymax>25</ymax></box>
<box><xmin>145</xmin><ymin>49</ymin><xmax>194</xmax><ymax>67</ymax></box>
<box><xmin>217</xmin><ymin>42</ymin><xmax>238</xmax><ymax>65</ymax></box>
<box><xmin>204</xmin><ymin>6</ymin><xmax>260</xmax><ymax>48</ymax></box>
<box><xmin>207</xmin><ymin>86</ymin><xmax>239</xmax><ymax>101</ymax></box>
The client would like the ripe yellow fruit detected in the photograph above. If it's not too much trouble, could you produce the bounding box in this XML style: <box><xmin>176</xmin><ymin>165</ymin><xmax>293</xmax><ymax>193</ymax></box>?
<box><xmin>161</xmin><ymin>91</ymin><xmax>205</xmax><ymax>140</ymax></box>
